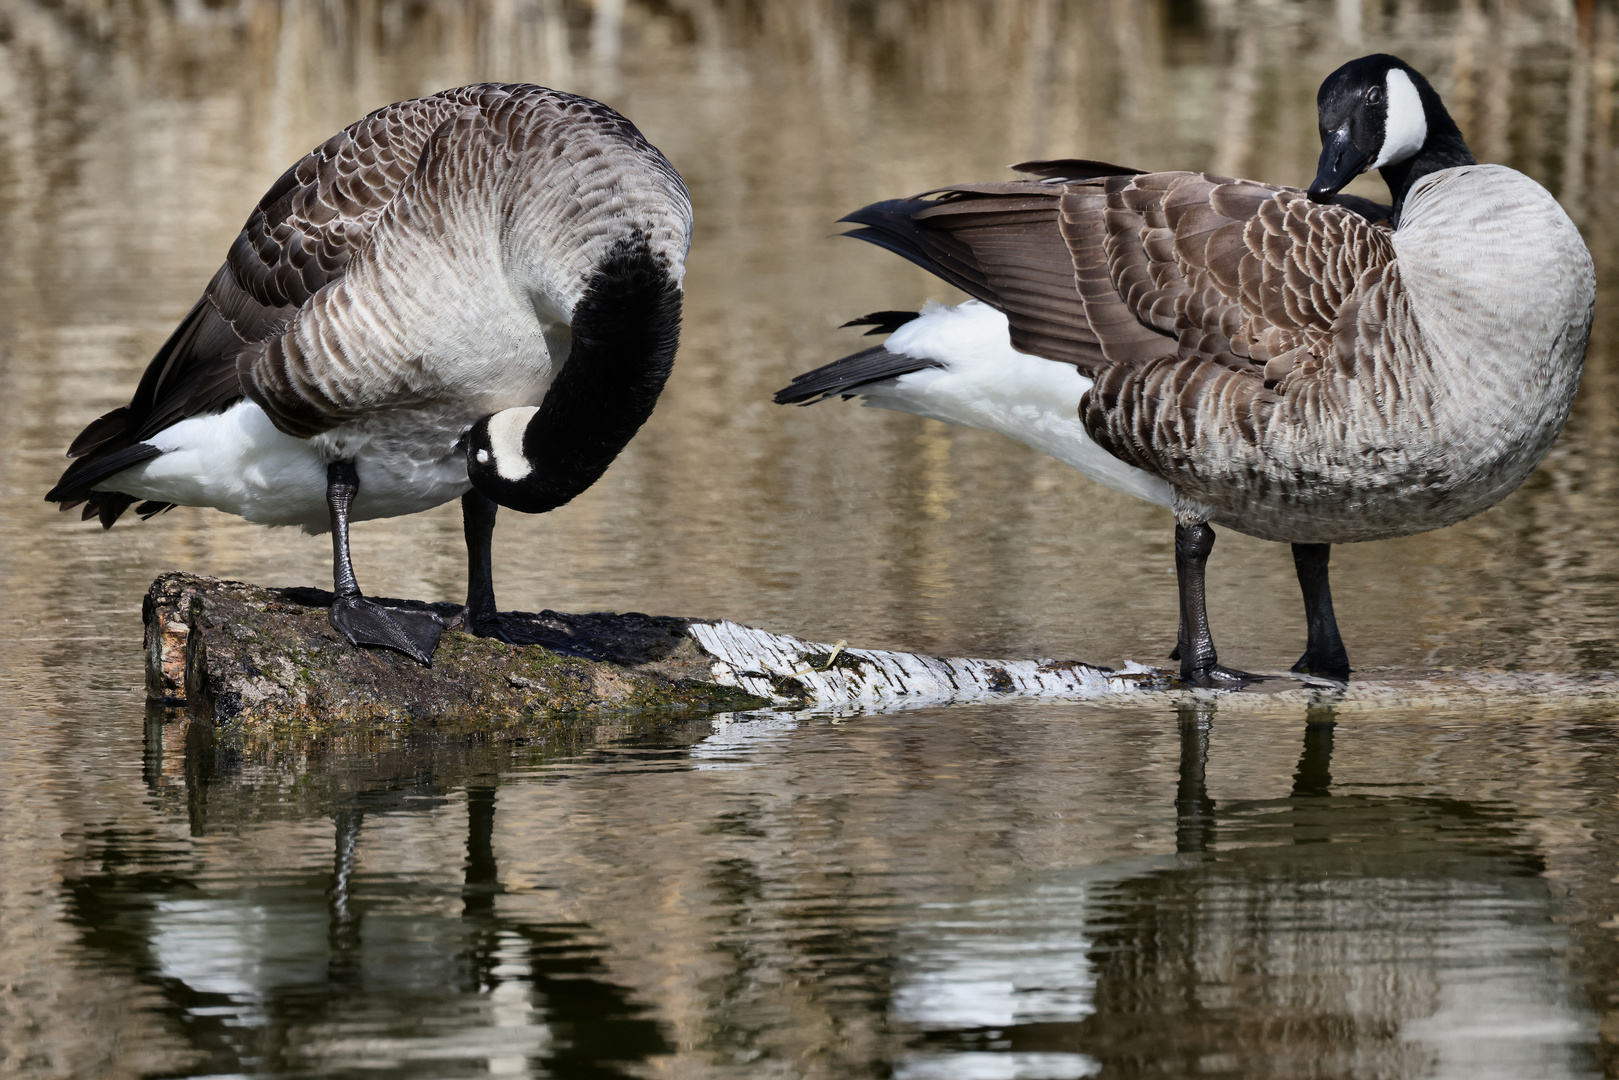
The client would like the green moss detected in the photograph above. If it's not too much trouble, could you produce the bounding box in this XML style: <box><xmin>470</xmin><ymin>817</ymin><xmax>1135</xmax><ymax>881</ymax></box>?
<box><xmin>767</xmin><ymin>674</ymin><xmax>811</xmax><ymax>701</ymax></box>
<box><xmin>159</xmin><ymin>572</ymin><xmax>774</xmax><ymax>739</ymax></box>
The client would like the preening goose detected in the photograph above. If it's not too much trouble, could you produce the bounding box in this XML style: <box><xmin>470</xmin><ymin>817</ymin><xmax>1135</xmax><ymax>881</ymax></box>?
<box><xmin>777</xmin><ymin>55</ymin><xmax>1594</xmax><ymax>684</ymax></box>
<box><xmin>46</xmin><ymin>84</ymin><xmax>691</xmax><ymax>664</ymax></box>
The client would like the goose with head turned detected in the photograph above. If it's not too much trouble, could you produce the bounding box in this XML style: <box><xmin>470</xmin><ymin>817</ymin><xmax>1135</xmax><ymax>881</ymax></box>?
<box><xmin>777</xmin><ymin>54</ymin><xmax>1593</xmax><ymax>684</ymax></box>
<box><xmin>46</xmin><ymin>84</ymin><xmax>691</xmax><ymax>665</ymax></box>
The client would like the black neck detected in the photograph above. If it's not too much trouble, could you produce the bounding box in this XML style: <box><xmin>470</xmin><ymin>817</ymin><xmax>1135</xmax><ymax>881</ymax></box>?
<box><xmin>473</xmin><ymin>231</ymin><xmax>682</xmax><ymax>515</ymax></box>
<box><xmin>1380</xmin><ymin>80</ymin><xmax>1475</xmax><ymax>217</ymax></box>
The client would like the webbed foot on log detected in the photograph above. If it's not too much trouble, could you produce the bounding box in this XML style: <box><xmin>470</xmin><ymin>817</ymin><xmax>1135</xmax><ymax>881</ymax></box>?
<box><xmin>1179</xmin><ymin>662</ymin><xmax>1265</xmax><ymax>689</ymax></box>
<box><xmin>330</xmin><ymin>595</ymin><xmax>445</xmax><ymax>666</ymax></box>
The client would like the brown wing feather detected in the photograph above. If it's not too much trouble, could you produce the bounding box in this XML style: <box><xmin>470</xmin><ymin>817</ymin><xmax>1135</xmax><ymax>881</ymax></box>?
<box><xmin>844</xmin><ymin>169</ymin><xmax>1401</xmax><ymax>501</ymax></box>
<box><xmin>845</xmin><ymin>184</ymin><xmax>1110</xmax><ymax>371</ymax></box>
<box><xmin>47</xmin><ymin>90</ymin><xmax>486</xmax><ymax>517</ymax></box>
<box><xmin>841</xmin><ymin>171</ymin><xmax>1395</xmax><ymax>448</ymax></box>
<box><xmin>1070</xmin><ymin>173</ymin><xmax>1397</xmax><ymax>484</ymax></box>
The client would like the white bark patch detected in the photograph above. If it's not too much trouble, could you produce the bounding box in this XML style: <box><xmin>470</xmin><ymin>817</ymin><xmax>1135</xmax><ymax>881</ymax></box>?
<box><xmin>689</xmin><ymin>620</ymin><xmax>1166</xmax><ymax>707</ymax></box>
<box><xmin>486</xmin><ymin>406</ymin><xmax>539</xmax><ymax>481</ymax></box>
<box><xmin>1371</xmin><ymin>68</ymin><xmax>1427</xmax><ymax>170</ymax></box>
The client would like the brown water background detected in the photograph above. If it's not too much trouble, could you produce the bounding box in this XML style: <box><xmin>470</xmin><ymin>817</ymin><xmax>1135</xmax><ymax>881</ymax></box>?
<box><xmin>5</xmin><ymin>1</ymin><xmax>1619</xmax><ymax>1077</ymax></box>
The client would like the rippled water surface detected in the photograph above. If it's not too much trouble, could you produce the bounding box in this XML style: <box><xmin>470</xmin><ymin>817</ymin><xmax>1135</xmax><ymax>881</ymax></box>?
<box><xmin>6</xmin><ymin>1</ymin><xmax>1619</xmax><ymax>1076</ymax></box>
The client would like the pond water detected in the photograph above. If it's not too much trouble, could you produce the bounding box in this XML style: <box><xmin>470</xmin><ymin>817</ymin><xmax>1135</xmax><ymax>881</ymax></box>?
<box><xmin>4</xmin><ymin>0</ymin><xmax>1619</xmax><ymax>1076</ymax></box>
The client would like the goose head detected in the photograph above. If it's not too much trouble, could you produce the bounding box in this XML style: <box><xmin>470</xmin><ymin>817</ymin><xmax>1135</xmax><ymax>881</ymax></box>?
<box><xmin>466</xmin><ymin>407</ymin><xmax>548</xmax><ymax>512</ymax></box>
<box><xmin>1308</xmin><ymin>54</ymin><xmax>1475</xmax><ymax>216</ymax></box>
<box><xmin>464</xmin><ymin>231</ymin><xmax>685</xmax><ymax>516</ymax></box>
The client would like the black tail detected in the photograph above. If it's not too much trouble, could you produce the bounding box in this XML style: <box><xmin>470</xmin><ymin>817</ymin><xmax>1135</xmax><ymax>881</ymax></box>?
<box><xmin>46</xmin><ymin>286</ymin><xmax>246</xmax><ymax>528</ymax></box>
<box><xmin>44</xmin><ymin>441</ymin><xmax>169</xmax><ymax>528</ymax></box>
<box><xmin>841</xmin><ymin>310</ymin><xmax>922</xmax><ymax>337</ymax></box>
<box><xmin>774</xmin><ymin>312</ymin><xmax>939</xmax><ymax>405</ymax></box>
<box><xmin>838</xmin><ymin>199</ymin><xmax>997</xmax><ymax>305</ymax></box>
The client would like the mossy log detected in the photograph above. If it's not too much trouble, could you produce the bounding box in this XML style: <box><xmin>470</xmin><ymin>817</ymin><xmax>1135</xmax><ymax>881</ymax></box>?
<box><xmin>144</xmin><ymin>573</ymin><xmax>773</xmax><ymax>733</ymax></box>
<box><xmin>143</xmin><ymin>574</ymin><xmax>1619</xmax><ymax>735</ymax></box>
<box><xmin>143</xmin><ymin>572</ymin><xmax>1158</xmax><ymax>733</ymax></box>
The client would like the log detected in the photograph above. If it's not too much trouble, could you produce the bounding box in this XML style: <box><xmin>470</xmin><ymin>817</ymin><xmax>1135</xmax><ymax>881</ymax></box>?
<box><xmin>143</xmin><ymin>572</ymin><xmax>1164</xmax><ymax>732</ymax></box>
<box><xmin>142</xmin><ymin>574</ymin><xmax>1619</xmax><ymax>736</ymax></box>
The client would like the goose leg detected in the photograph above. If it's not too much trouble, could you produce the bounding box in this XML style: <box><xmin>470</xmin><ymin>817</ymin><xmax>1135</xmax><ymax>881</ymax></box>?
<box><xmin>1174</xmin><ymin>523</ymin><xmax>1255</xmax><ymax>686</ymax></box>
<box><xmin>326</xmin><ymin>461</ymin><xmax>444</xmax><ymax>665</ymax></box>
<box><xmin>460</xmin><ymin>488</ymin><xmax>512</xmax><ymax>641</ymax></box>
<box><xmin>458</xmin><ymin>488</ymin><xmax>599</xmax><ymax>659</ymax></box>
<box><xmin>1290</xmin><ymin>543</ymin><xmax>1351</xmax><ymax>678</ymax></box>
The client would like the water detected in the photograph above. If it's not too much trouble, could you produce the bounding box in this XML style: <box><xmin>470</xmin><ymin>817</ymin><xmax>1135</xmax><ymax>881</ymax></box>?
<box><xmin>3</xmin><ymin>0</ymin><xmax>1619</xmax><ymax>1076</ymax></box>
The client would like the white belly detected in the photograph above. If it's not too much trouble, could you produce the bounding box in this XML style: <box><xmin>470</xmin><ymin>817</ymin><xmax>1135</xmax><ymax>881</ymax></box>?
<box><xmin>860</xmin><ymin>301</ymin><xmax>1175</xmax><ymax>508</ymax></box>
<box><xmin>95</xmin><ymin>400</ymin><xmax>472</xmax><ymax>532</ymax></box>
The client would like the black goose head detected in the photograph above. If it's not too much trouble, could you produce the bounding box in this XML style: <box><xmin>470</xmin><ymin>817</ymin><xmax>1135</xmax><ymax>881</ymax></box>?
<box><xmin>466</xmin><ymin>406</ymin><xmax>545</xmax><ymax>511</ymax></box>
<box><xmin>1308</xmin><ymin>54</ymin><xmax>1475</xmax><ymax>216</ymax></box>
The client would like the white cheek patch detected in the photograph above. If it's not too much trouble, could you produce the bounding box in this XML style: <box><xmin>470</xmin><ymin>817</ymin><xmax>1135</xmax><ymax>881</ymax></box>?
<box><xmin>485</xmin><ymin>406</ymin><xmax>539</xmax><ymax>482</ymax></box>
<box><xmin>1370</xmin><ymin>67</ymin><xmax>1427</xmax><ymax>170</ymax></box>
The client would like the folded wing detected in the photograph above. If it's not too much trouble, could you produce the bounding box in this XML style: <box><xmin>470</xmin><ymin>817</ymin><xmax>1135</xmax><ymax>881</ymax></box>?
<box><xmin>837</xmin><ymin>167</ymin><xmax>1399</xmax><ymax>486</ymax></box>
<box><xmin>50</xmin><ymin>93</ymin><xmax>469</xmax><ymax>523</ymax></box>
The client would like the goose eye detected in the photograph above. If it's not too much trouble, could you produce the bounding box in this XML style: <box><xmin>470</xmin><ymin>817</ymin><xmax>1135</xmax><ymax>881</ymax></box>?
<box><xmin>1366</xmin><ymin>86</ymin><xmax>1383</xmax><ymax>105</ymax></box>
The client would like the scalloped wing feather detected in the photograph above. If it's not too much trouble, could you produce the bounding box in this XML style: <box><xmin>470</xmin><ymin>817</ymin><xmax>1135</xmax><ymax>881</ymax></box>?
<box><xmin>1072</xmin><ymin>173</ymin><xmax>1399</xmax><ymax>484</ymax></box>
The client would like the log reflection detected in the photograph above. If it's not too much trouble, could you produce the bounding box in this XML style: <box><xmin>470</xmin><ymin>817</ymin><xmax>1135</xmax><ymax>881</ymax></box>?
<box><xmin>69</xmin><ymin>732</ymin><xmax>672</xmax><ymax>1078</ymax></box>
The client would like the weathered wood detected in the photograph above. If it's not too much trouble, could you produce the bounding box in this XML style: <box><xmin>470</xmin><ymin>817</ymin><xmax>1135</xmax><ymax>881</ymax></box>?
<box><xmin>144</xmin><ymin>573</ymin><xmax>770</xmax><ymax>732</ymax></box>
<box><xmin>143</xmin><ymin>572</ymin><xmax>1163</xmax><ymax>731</ymax></box>
<box><xmin>142</xmin><ymin>574</ymin><xmax>1619</xmax><ymax>735</ymax></box>
<box><xmin>691</xmin><ymin>620</ymin><xmax>1167</xmax><ymax>705</ymax></box>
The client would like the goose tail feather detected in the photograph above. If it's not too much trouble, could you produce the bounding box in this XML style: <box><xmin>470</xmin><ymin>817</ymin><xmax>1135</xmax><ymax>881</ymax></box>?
<box><xmin>775</xmin><ymin>336</ymin><xmax>939</xmax><ymax>405</ymax></box>
<box><xmin>838</xmin><ymin>198</ymin><xmax>991</xmax><ymax>302</ymax></box>
<box><xmin>45</xmin><ymin>442</ymin><xmax>165</xmax><ymax>508</ymax></box>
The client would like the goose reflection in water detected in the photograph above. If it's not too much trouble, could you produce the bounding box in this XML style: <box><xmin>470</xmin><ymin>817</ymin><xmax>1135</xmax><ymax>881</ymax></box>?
<box><xmin>69</xmin><ymin>712</ymin><xmax>1603</xmax><ymax>1079</ymax></box>
<box><xmin>891</xmin><ymin>703</ymin><xmax>1599</xmax><ymax>1080</ymax></box>
<box><xmin>66</xmin><ymin>749</ymin><xmax>667</xmax><ymax>1079</ymax></box>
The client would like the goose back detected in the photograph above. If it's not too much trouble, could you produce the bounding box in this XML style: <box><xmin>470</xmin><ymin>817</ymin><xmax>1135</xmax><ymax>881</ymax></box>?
<box><xmin>839</xmin><ymin>165</ymin><xmax>1592</xmax><ymax>544</ymax></box>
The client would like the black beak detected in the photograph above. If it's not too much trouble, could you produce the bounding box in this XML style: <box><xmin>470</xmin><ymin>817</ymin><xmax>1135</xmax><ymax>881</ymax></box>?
<box><xmin>1308</xmin><ymin>124</ymin><xmax>1369</xmax><ymax>203</ymax></box>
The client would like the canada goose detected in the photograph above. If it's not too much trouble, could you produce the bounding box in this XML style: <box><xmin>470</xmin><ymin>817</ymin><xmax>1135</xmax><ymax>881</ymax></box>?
<box><xmin>777</xmin><ymin>55</ymin><xmax>1593</xmax><ymax>684</ymax></box>
<box><xmin>46</xmin><ymin>84</ymin><xmax>691</xmax><ymax>664</ymax></box>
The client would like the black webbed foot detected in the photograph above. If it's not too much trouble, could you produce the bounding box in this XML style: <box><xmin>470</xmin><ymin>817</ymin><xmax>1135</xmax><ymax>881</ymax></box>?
<box><xmin>459</xmin><ymin>607</ymin><xmax>517</xmax><ymax>644</ymax></box>
<box><xmin>1290</xmin><ymin>647</ymin><xmax>1351</xmax><ymax>681</ymax></box>
<box><xmin>451</xmin><ymin>603</ymin><xmax>606</xmax><ymax>661</ymax></box>
<box><xmin>1179</xmin><ymin>662</ymin><xmax>1265</xmax><ymax>689</ymax></box>
<box><xmin>330</xmin><ymin>595</ymin><xmax>445</xmax><ymax>666</ymax></box>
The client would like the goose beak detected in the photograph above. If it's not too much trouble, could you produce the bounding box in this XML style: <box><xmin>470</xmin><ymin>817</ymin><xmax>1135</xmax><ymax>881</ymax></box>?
<box><xmin>1308</xmin><ymin>123</ymin><xmax>1369</xmax><ymax>203</ymax></box>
